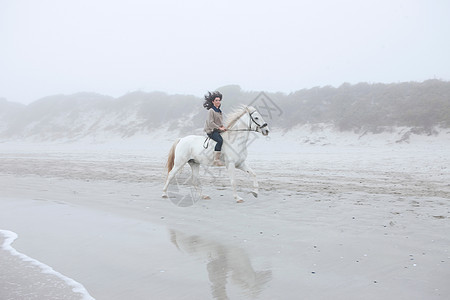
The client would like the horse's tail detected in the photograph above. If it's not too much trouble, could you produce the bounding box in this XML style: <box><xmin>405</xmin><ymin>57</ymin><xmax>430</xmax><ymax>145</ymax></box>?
<box><xmin>166</xmin><ymin>138</ymin><xmax>180</xmax><ymax>173</ymax></box>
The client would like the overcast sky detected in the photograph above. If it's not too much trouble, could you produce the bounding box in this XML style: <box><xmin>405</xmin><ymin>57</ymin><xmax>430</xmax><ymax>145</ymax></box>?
<box><xmin>1</xmin><ymin>0</ymin><xmax>449</xmax><ymax>104</ymax></box>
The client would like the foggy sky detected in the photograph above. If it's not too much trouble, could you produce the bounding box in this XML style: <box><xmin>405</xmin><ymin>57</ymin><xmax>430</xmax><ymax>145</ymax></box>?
<box><xmin>1</xmin><ymin>0</ymin><xmax>450</xmax><ymax>104</ymax></box>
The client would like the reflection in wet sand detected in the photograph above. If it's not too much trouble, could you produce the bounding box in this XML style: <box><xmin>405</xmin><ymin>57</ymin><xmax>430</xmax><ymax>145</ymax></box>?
<box><xmin>169</xmin><ymin>229</ymin><xmax>272</xmax><ymax>300</ymax></box>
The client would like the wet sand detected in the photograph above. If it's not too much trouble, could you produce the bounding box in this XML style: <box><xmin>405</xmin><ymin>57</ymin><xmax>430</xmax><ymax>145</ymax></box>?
<box><xmin>0</xmin><ymin>140</ymin><xmax>449</xmax><ymax>299</ymax></box>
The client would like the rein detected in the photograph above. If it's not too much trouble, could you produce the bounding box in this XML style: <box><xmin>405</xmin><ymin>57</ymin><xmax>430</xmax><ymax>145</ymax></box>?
<box><xmin>226</xmin><ymin>108</ymin><xmax>267</xmax><ymax>132</ymax></box>
<box><xmin>203</xmin><ymin>108</ymin><xmax>267</xmax><ymax>149</ymax></box>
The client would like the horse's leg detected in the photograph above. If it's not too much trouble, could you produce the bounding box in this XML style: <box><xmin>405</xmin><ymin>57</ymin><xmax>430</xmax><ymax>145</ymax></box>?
<box><xmin>227</xmin><ymin>163</ymin><xmax>244</xmax><ymax>203</ymax></box>
<box><xmin>162</xmin><ymin>163</ymin><xmax>185</xmax><ymax>198</ymax></box>
<box><xmin>188</xmin><ymin>161</ymin><xmax>210</xmax><ymax>200</ymax></box>
<box><xmin>237</xmin><ymin>162</ymin><xmax>259</xmax><ymax>198</ymax></box>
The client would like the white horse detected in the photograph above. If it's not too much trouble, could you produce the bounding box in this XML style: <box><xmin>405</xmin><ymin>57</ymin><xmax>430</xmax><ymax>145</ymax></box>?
<box><xmin>162</xmin><ymin>105</ymin><xmax>270</xmax><ymax>203</ymax></box>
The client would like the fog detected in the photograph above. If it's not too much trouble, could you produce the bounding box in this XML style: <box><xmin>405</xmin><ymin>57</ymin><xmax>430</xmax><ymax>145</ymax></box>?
<box><xmin>2</xmin><ymin>3</ymin><xmax>450</xmax><ymax>298</ymax></box>
<box><xmin>1</xmin><ymin>0</ymin><xmax>450</xmax><ymax>104</ymax></box>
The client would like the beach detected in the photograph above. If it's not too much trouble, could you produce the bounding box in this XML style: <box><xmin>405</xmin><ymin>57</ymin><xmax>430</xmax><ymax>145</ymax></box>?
<box><xmin>1</xmin><ymin>133</ymin><xmax>449</xmax><ymax>299</ymax></box>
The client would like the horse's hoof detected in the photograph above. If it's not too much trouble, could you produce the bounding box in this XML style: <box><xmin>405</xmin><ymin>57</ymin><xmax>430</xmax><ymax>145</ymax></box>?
<box><xmin>202</xmin><ymin>195</ymin><xmax>211</xmax><ymax>200</ymax></box>
<box><xmin>162</xmin><ymin>193</ymin><xmax>168</xmax><ymax>198</ymax></box>
<box><xmin>236</xmin><ymin>199</ymin><xmax>244</xmax><ymax>203</ymax></box>
<box><xmin>251</xmin><ymin>191</ymin><xmax>258</xmax><ymax>198</ymax></box>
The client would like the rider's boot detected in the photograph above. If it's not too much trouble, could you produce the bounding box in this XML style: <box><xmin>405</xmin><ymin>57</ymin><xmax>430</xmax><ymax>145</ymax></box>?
<box><xmin>213</xmin><ymin>151</ymin><xmax>225</xmax><ymax>166</ymax></box>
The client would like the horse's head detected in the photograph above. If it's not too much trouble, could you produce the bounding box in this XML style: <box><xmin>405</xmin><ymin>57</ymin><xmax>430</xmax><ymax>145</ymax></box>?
<box><xmin>247</xmin><ymin>107</ymin><xmax>270</xmax><ymax>136</ymax></box>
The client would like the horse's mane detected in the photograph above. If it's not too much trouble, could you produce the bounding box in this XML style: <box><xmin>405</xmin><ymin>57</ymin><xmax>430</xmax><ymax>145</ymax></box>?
<box><xmin>225</xmin><ymin>105</ymin><xmax>252</xmax><ymax>128</ymax></box>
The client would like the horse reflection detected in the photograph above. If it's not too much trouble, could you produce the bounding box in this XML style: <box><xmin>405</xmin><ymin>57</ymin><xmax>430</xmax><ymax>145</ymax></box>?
<box><xmin>169</xmin><ymin>229</ymin><xmax>271</xmax><ymax>300</ymax></box>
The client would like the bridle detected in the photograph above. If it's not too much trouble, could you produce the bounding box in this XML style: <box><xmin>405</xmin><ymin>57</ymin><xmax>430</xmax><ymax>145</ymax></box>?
<box><xmin>227</xmin><ymin>108</ymin><xmax>268</xmax><ymax>132</ymax></box>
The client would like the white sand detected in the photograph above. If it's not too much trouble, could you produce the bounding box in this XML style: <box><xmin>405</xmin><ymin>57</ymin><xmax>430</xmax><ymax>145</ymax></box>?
<box><xmin>0</xmin><ymin>131</ymin><xmax>449</xmax><ymax>299</ymax></box>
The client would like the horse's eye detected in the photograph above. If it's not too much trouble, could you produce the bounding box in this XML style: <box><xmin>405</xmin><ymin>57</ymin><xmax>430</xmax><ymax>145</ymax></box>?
<box><xmin>255</xmin><ymin>117</ymin><xmax>259</xmax><ymax>120</ymax></box>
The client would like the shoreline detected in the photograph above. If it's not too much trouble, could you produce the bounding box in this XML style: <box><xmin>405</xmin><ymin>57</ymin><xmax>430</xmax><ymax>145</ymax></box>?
<box><xmin>0</xmin><ymin>229</ymin><xmax>94</xmax><ymax>300</ymax></box>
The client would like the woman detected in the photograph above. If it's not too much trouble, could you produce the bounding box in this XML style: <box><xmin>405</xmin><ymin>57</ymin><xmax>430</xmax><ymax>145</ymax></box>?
<box><xmin>203</xmin><ymin>91</ymin><xmax>227</xmax><ymax>166</ymax></box>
